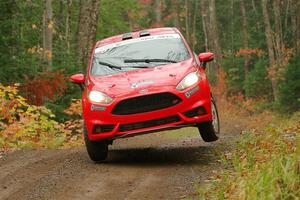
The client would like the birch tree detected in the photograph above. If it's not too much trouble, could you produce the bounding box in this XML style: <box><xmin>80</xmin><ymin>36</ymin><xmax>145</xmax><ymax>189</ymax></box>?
<box><xmin>43</xmin><ymin>0</ymin><xmax>53</xmax><ymax>69</ymax></box>
<box><xmin>261</xmin><ymin>0</ymin><xmax>280</xmax><ymax>101</ymax></box>
<box><xmin>240</xmin><ymin>0</ymin><xmax>250</xmax><ymax>78</ymax></box>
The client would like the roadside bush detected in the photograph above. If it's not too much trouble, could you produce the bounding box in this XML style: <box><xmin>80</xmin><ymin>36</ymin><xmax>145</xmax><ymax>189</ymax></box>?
<box><xmin>21</xmin><ymin>70</ymin><xmax>67</xmax><ymax>106</ymax></box>
<box><xmin>244</xmin><ymin>58</ymin><xmax>272</xmax><ymax>99</ymax></box>
<box><xmin>222</xmin><ymin>56</ymin><xmax>245</xmax><ymax>96</ymax></box>
<box><xmin>0</xmin><ymin>84</ymin><xmax>66</xmax><ymax>150</ymax></box>
<box><xmin>63</xmin><ymin>99</ymin><xmax>83</xmax><ymax>135</ymax></box>
<box><xmin>277</xmin><ymin>54</ymin><xmax>300</xmax><ymax>113</ymax></box>
<box><xmin>44</xmin><ymin>81</ymin><xmax>82</xmax><ymax>122</ymax></box>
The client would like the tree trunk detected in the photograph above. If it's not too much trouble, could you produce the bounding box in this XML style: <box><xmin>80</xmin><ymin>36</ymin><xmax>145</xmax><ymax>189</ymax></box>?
<box><xmin>173</xmin><ymin>0</ymin><xmax>180</xmax><ymax>28</ymax></box>
<box><xmin>58</xmin><ymin>0</ymin><xmax>64</xmax><ymax>31</ymax></box>
<box><xmin>65</xmin><ymin>0</ymin><xmax>72</xmax><ymax>54</ymax></box>
<box><xmin>154</xmin><ymin>0</ymin><xmax>162</xmax><ymax>26</ymax></box>
<box><xmin>208</xmin><ymin>0</ymin><xmax>221</xmax><ymax>69</ymax></box>
<box><xmin>291</xmin><ymin>0</ymin><xmax>300</xmax><ymax>53</ymax></box>
<box><xmin>251</xmin><ymin>0</ymin><xmax>261</xmax><ymax>31</ymax></box>
<box><xmin>10</xmin><ymin>1</ymin><xmax>18</xmax><ymax>64</ymax></box>
<box><xmin>208</xmin><ymin>0</ymin><xmax>221</xmax><ymax>57</ymax></box>
<box><xmin>251</xmin><ymin>0</ymin><xmax>259</xmax><ymax>17</ymax></box>
<box><xmin>273</xmin><ymin>0</ymin><xmax>284</xmax><ymax>67</ymax></box>
<box><xmin>43</xmin><ymin>0</ymin><xmax>53</xmax><ymax>69</ymax></box>
<box><xmin>297</xmin><ymin>1</ymin><xmax>300</xmax><ymax>53</ymax></box>
<box><xmin>283</xmin><ymin>0</ymin><xmax>290</xmax><ymax>40</ymax></box>
<box><xmin>240</xmin><ymin>0</ymin><xmax>250</xmax><ymax>78</ymax></box>
<box><xmin>192</xmin><ymin>1</ymin><xmax>198</xmax><ymax>50</ymax></box>
<box><xmin>261</xmin><ymin>0</ymin><xmax>279</xmax><ymax>102</ymax></box>
<box><xmin>76</xmin><ymin>0</ymin><xmax>101</xmax><ymax>70</ymax></box>
<box><xmin>184</xmin><ymin>0</ymin><xmax>190</xmax><ymax>44</ymax></box>
<box><xmin>200</xmin><ymin>0</ymin><xmax>209</xmax><ymax>51</ymax></box>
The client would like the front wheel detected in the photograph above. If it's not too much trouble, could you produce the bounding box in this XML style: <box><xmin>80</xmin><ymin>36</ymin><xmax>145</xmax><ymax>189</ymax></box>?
<box><xmin>84</xmin><ymin>125</ymin><xmax>108</xmax><ymax>162</ymax></box>
<box><xmin>197</xmin><ymin>99</ymin><xmax>220</xmax><ymax>142</ymax></box>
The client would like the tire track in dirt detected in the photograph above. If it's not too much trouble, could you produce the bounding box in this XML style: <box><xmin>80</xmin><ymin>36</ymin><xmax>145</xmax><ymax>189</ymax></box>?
<box><xmin>0</xmin><ymin>131</ymin><xmax>237</xmax><ymax>200</ymax></box>
<box><xmin>0</xmin><ymin>150</ymin><xmax>64</xmax><ymax>180</ymax></box>
<box><xmin>0</xmin><ymin>149</ymin><xmax>81</xmax><ymax>200</ymax></box>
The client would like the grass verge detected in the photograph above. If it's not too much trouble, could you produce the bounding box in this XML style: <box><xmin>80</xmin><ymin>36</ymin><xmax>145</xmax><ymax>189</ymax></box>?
<box><xmin>197</xmin><ymin>112</ymin><xmax>300</xmax><ymax>200</ymax></box>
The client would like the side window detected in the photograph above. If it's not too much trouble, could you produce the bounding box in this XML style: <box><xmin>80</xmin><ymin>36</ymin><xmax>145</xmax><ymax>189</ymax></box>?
<box><xmin>193</xmin><ymin>52</ymin><xmax>200</xmax><ymax>66</ymax></box>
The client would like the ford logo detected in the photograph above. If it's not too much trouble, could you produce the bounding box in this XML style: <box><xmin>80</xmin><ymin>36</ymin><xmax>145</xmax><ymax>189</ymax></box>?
<box><xmin>139</xmin><ymin>89</ymin><xmax>148</xmax><ymax>94</ymax></box>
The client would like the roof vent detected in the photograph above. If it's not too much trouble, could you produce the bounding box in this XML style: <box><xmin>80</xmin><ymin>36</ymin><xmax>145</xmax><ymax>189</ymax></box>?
<box><xmin>122</xmin><ymin>33</ymin><xmax>133</xmax><ymax>40</ymax></box>
<box><xmin>139</xmin><ymin>30</ymin><xmax>150</xmax><ymax>37</ymax></box>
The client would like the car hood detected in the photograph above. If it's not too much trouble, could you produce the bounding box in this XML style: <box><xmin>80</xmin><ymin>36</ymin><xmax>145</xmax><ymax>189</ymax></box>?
<box><xmin>89</xmin><ymin>59</ymin><xmax>195</xmax><ymax>97</ymax></box>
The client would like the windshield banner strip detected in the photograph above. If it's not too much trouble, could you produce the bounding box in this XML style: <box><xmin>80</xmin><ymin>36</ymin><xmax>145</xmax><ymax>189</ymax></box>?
<box><xmin>95</xmin><ymin>34</ymin><xmax>181</xmax><ymax>54</ymax></box>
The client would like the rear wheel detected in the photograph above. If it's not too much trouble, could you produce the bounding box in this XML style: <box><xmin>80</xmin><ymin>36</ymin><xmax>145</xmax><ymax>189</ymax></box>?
<box><xmin>197</xmin><ymin>99</ymin><xmax>220</xmax><ymax>142</ymax></box>
<box><xmin>84</xmin><ymin>125</ymin><xmax>108</xmax><ymax>162</ymax></box>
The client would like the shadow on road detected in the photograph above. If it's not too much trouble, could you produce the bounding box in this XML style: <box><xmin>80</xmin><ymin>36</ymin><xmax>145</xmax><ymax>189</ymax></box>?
<box><xmin>104</xmin><ymin>145</ymin><xmax>217</xmax><ymax>166</ymax></box>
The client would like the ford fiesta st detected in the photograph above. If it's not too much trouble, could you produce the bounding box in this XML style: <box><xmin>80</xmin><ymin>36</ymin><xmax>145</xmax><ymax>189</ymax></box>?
<box><xmin>70</xmin><ymin>27</ymin><xmax>220</xmax><ymax>162</ymax></box>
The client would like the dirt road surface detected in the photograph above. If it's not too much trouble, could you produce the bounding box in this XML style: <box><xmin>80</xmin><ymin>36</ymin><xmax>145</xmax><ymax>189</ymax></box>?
<box><xmin>0</xmin><ymin>123</ymin><xmax>240</xmax><ymax>200</ymax></box>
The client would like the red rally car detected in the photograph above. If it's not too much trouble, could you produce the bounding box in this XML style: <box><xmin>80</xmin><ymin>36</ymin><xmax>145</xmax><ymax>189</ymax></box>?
<box><xmin>70</xmin><ymin>27</ymin><xmax>220</xmax><ymax>162</ymax></box>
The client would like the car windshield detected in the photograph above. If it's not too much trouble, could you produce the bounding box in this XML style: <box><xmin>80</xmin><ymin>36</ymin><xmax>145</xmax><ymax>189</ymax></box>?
<box><xmin>90</xmin><ymin>34</ymin><xmax>190</xmax><ymax>76</ymax></box>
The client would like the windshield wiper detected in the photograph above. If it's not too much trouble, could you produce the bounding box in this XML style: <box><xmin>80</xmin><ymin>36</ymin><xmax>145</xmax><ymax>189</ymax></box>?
<box><xmin>124</xmin><ymin>58</ymin><xmax>177</xmax><ymax>64</ymax></box>
<box><xmin>125</xmin><ymin>66</ymin><xmax>150</xmax><ymax>68</ymax></box>
<box><xmin>98</xmin><ymin>61</ymin><xmax>122</xmax><ymax>70</ymax></box>
<box><xmin>99</xmin><ymin>60</ymin><xmax>150</xmax><ymax>69</ymax></box>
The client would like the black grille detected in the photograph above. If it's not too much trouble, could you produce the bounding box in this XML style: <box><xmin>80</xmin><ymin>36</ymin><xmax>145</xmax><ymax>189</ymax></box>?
<box><xmin>183</xmin><ymin>106</ymin><xmax>207</xmax><ymax>118</ymax></box>
<box><xmin>111</xmin><ymin>93</ymin><xmax>182</xmax><ymax>115</ymax></box>
<box><xmin>119</xmin><ymin>115</ymin><xmax>180</xmax><ymax>132</ymax></box>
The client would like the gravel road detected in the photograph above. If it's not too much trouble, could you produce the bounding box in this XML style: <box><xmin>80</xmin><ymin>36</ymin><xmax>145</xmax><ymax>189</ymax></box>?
<box><xmin>0</xmin><ymin>125</ymin><xmax>239</xmax><ymax>200</ymax></box>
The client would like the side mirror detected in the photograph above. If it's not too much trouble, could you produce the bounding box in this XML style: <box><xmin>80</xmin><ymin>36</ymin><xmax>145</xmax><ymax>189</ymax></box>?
<box><xmin>70</xmin><ymin>73</ymin><xmax>85</xmax><ymax>84</ymax></box>
<box><xmin>70</xmin><ymin>73</ymin><xmax>85</xmax><ymax>90</ymax></box>
<box><xmin>198</xmin><ymin>52</ymin><xmax>214</xmax><ymax>68</ymax></box>
<box><xmin>199</xmin><ymin>52</ymin><xmax>214</xmax><ymax>62</ymax></box>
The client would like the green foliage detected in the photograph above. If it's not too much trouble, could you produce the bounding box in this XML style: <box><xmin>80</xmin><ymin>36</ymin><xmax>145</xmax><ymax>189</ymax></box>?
<box><xmin>0</xmin><ymin>1</ymin><xmax>80</xmax><ymax>84</ymax></box>
<box><xmin>244</xmin><ymin>58</ymin><xmax>272</xmax><ymax>99</ymax></box>
<box><xmin>222</xmin><ymin>56</ymin><xmax>245</xmax><ymax>95</ymax></box>
<box><xmin>44</xmin><ymin>82</ymin><xmax>82</xmax><ymax>122</ymax></box>
<box><xmin>0</xmin><ymin>0</ymin><xmax>299</xmax><ymax>125</ymax></box>
<box><xmin>52</xmin><ymin>0</ymin><xmax>80</xmax><ymax>74</ymax></box>
<box><xmin>0</xmin><ymin>1</ymin><xmax>44</xmax><ymax>83</ymax></box>
<box><xmin>97</xmin><ymin>0</ymin><xmax>141</xmax><ymax>39</ymax></box>
<box><xmin>277</xmin><ymin>54</ymin><xmax>300</xmax><ymax>113</ymax></box>
<box><xmin>198</xmin><ymin>112</ymin><xmax>300</xmax><ymax>199</ymax></box>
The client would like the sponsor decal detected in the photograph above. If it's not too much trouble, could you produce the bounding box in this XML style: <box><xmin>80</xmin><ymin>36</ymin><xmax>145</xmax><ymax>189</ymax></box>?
<box><xmin>91</xmin><ymin>104</ymin><xmax>106</xmax><ymax>111</ymax></box>
<box><xmin>131</xmin><ymin>80</ymin><xmax>155</xmax><ymax>88</ymax></box>
<box><xmin>95</xmin><ymin>34</ymin><xmax>180</xmax><ymax>54</ymax></box>
<box><xmin>185</xmin><ymin>86</ymin><xmax>200</xmax><ymax>98</ymax></box>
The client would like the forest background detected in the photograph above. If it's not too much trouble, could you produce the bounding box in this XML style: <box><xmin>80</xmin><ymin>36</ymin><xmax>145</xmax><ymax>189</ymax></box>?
<box><xmin>0</xmin><ymin>0</ymin><xmax>299</xmax><ymax>115</ymax></box>
<box><xmin>0</xmin><ymin>1</ymin><xmax>299</xmax><ymax>198</ymax></box>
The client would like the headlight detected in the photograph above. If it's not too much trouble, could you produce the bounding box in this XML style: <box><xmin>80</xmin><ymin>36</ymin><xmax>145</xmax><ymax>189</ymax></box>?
<box><xmin>88</xmin><ymin>90</ymin><xmax>113</xmax><ymax>104</ymax></box>
<box><xmin>176</xmin><ymin>72</ymin><xmax>200</xmax><ymax>91</ymax></box>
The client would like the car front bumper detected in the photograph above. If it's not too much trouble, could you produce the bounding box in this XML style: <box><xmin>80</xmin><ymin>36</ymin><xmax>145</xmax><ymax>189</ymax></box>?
<box><xmin>83</xmin><ymin>84</ymin><xmax>212</xmax><ymax>141</ymax></box>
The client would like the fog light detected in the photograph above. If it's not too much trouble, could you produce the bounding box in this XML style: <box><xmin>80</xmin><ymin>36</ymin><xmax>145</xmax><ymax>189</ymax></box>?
<box><xmin>93</xmin><ymin>125</ymin><xmax>115</xmax><ymax>134</ymax></box>
<box><xmin>94</xmin><ymin>126</ymin><xmax>102</xmax><ymax>133</ymax></box>
<box><xmin>183</xmin><ymin>106</ymin><xmax>207</xmax><ymax>118</ymax></box>
<box><xmin>197</xmin><ymin>107</ymin><xmax>207</xmax><ymax>115</ymax></box>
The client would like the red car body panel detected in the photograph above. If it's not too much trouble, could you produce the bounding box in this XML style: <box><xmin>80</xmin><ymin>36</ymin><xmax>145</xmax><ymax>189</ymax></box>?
<box><xmin>81</xmin><ymin>27</ymin><xmax>213</xmax><ymax>141</ymax></box>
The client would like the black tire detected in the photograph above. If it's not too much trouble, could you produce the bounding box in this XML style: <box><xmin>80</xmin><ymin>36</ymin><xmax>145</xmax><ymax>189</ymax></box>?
<box><xmin>197</xmin><ymin>99</ymin><xmax>220</xmax><ymax>142</ymax></box>
<box><xmin>84</xmin><ymin>125</ymin><xmax>108</xmax><ymax>162</ymax></box>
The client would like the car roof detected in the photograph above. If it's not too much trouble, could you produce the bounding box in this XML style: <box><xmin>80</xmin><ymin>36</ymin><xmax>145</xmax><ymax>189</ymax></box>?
<box><xmin>95</xmin><ymin>27</ymin><xmax>180</xmax><ymax>48</ymax></box>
